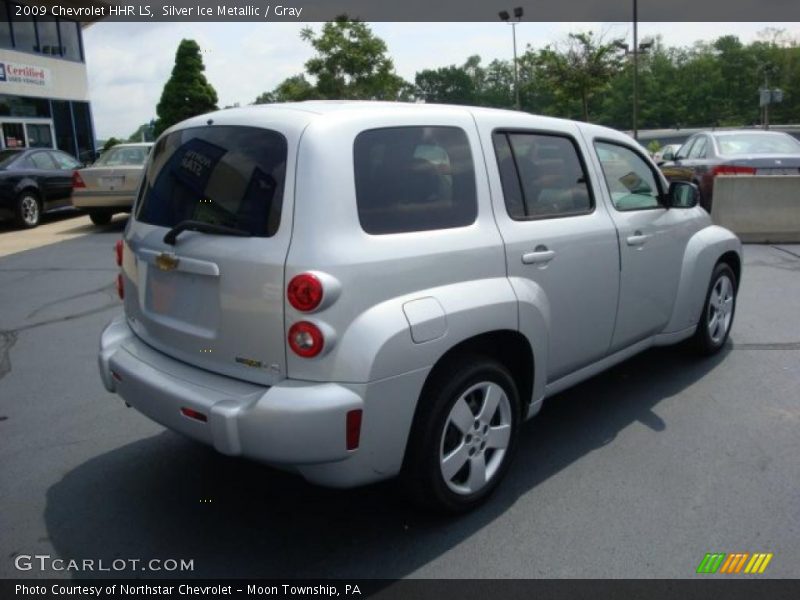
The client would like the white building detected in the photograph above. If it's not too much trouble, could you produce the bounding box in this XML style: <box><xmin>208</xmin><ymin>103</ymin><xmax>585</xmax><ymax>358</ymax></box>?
<box><xmin>1</xmin><ymin>1</ymin><xmax>98</xmax><ymax>161</ymax></box>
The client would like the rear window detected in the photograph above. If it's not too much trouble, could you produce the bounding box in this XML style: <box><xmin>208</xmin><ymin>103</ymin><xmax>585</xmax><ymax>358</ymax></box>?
<box><xmin>353</xmin><ymin>126</ymin><xmax>477</xmax><ymax>235</ymax></box>
<box><xmin>94</xmin><ymin>145</ymin><xmax>150</xmax><ymax>167</ymax></box>
<box><xmin>136</xmin><ymin>126</ymin><xmax>287</xmax><ymax>237</ymax></box>
<box><xmin>716</xmin><ymin>133</ymin><xmax>800</xmax><ymax>156</ymax></box>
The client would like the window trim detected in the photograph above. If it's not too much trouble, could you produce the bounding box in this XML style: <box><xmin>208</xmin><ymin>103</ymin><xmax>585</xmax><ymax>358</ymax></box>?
<box><xmin>593</xmin><ymin>137</ymin><xmax>667</xmax><ymax>213</ymax></box>
<box><xmin>491</xmin><ymin>127</ymin><xmax>596</xmax><ymax>222</ymax></box>
<box><xmin>352</xmin><ymin>124</ymin><xmax>479</xmax><ymax>236</ymax></box>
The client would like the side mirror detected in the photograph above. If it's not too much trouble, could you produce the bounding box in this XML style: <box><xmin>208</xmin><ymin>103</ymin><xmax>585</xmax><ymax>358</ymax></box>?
<box><xmin>667</xmin><ymin>181</ymin><xmax>699</xmax><ymax>208</ymax></box>
<box><xmin>661</xmin><ymin>150</ymin><xmax>675</xmax><ymax>162</ymax></box>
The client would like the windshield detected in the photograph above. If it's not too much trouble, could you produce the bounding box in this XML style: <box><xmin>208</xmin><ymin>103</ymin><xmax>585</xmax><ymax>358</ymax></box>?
<box><xmin>136</xmin><ymin>126</ymin><xmax>286</xmax><ymax>237</ymax></box>
<box><xmin>94</xmin><ymin>146</ymin><xmax>150</xmax><ymax>167</ymax></box>
<box><xmin>0</xmin><ymin>150</ymin><xmax>22</xmax><ymax>168</ymax></box>
<box><xmin>716</xmin><ymin>133</ymin><xmax>800</xmax><ymax>156</ymax></box>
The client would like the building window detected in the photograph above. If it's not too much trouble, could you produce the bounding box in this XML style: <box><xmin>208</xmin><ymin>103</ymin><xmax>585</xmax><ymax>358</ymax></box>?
<box><xmin>10</xmin><ymin>10</ymin><xmax>37</xmax><ymax>54</ymax></box>
<box><xmin>2</xmin><ymin>3</ymin><xmax>84</xmax><ymax>61</ymax></box>
<box><xmin>0</xmin><ymin>2</ymin><xmax>12</xmax><ymax>49</ymax></box>
<box><xmin>71</xmin><ymin>101</ymin><xmax>95</xmax><ymax>163</ymax></box>
<box><xmin>52</xmin><ymin>100</ymin><xmax>76</xmax><ymax>157</ymax></box>
<box><xmin>58</xmin><ymin>20</ymin><xmax>82</xmax><ymax>61</ymax></box>
<box><xmin>34</xmin><ymin>16</ymin><xmax>60</xmax><ymax>56</ymax></box>
<box><xmin>26</xmin><ymin>123</ymin><xmax>53</xmax><ymax>148</ymax></box>
<box><xmin>0</xmin><ymin>95</ymin><xmax>51</xmax><ymax>118</ymax></box>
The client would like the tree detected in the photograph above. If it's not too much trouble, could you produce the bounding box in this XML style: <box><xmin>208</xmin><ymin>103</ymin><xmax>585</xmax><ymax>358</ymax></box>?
<box><xmin>415</xmin><ymin>63</ymin><xmax>478</xmax><ymax>105</ymax></box>
<box><xmin>300</xmin><ymin>17</ymin><xmax>408</xmax><ymax>100</ymax></box>
<box><xmin>154</xmin><ymin>39</ymin><xmax>218</xmax><ymax>136</ymax></box>
<box><xmin>533</xmin><ymin>32</ymin><xmax>623</xmax><ymax>122</ymax></box>
<box><xmin>126</xmin><ymin>122</ymin><xmax>155</xmax><ymax>143</ymax></box>
<box><xmin>102</xmin><ymin>137</ymin><xmax>121</xmax><ymax>152</ymax></box>
<box><xmin>254</xmin><ymin>74</ymin><xmax>318</xmax><ymax>104</ymax></box>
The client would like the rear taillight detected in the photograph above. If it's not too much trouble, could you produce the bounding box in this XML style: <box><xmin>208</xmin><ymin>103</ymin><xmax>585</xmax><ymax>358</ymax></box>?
<box><xmin>287</xmin><ymin>273</ymin><xmax>324</xmax><ymax>312</ymax></box>
<box><xmin>711</xmin><ymin>165</ymin><xmax>757</xmax><ymax>176</ymax></box>
<box><xmin>288</xmin><ymin>321</ymin><xmax>324</xmax><ymax>358</ymax></box>
<box><xmin>115</xmin><ymin>239</ymin><xmax>123</xmax><ymax>267</ymax></box>
<box><xmin>116</xmin><ymin>273</ymin><xmax>124</xmax><ymax>300</ymax></box>
<box><xmin>346</xmin><ymin>409</ymin><xmax>363</xmax><ymax>450</ymax></box>
<box><xmin>72</xmin><ymin>170</ymin><xmax>86</xmax><ymax>188</ymax></box>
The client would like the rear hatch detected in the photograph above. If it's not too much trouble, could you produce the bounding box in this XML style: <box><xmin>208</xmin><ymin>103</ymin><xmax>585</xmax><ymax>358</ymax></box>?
<box><xmin>122</xmin><ymin>124</ymin><xmax>290</xmax><ymax>386</ymax></box>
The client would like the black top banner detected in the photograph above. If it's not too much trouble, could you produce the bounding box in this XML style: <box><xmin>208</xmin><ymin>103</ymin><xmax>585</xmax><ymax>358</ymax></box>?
<box><xmin>11</xmin><ymin>0</ymin><xmax>800</xmax><ymax>22</ymax></box>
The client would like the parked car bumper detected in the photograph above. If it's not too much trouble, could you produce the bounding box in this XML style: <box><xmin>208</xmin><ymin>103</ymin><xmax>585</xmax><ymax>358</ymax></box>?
<box><xmin>73</xmin><ymin>190</ymin><xmax>135</xmax><ymax>209</ymax></box>
<box><xmin>98</xmin><ymin>316</ymin><xmax>423</xmax><ymax>488</ymax></box>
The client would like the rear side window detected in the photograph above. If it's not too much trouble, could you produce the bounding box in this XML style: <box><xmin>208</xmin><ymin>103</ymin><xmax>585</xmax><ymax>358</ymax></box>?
<box><xmin>492</xmin><ymin>131</ymin><xmax>593</xmax><ymax>220</ymax></box>
<box><xmin>354</xmin><ymin>126</ymin><xmax>477</xmax><ymax>234</ymax></box>
<box><xmin>136</xmin><ymin>126</ymin><xmax>286</xmax><ymax>237</ymax></box>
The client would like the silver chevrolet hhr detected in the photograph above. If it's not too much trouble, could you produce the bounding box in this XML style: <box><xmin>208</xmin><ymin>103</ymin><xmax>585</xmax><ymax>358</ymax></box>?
<box><xmin>98</xmin><ymin>102</ymin><xmax>741</xmax><ymax>512</ymax></box>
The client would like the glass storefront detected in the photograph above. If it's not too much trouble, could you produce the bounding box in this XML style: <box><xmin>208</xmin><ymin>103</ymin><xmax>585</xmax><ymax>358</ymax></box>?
<box><xmin>0</xmin><ymin>95</ymin><xmax>94</xmax><ymax>160</ymax></box>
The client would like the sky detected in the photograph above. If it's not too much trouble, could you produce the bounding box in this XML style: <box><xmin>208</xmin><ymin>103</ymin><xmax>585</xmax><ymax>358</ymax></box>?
<box><xmin>82</xmin><ymin>22</ymin><xmax>800</xmax><ymax>140</ymax></box>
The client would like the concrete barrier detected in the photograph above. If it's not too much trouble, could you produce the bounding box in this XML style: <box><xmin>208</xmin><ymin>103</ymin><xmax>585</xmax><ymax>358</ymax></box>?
<box><xmin>712</xmin><ymin>175</ymin><xmax>800</xmax><ymax>243</ymax></box>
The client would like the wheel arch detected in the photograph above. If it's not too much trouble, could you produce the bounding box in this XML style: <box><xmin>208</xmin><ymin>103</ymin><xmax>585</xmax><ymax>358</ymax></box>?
<box><xmin>663</xmin><ymin>225</ymin><xmax>742</xmax><ymax>333</ymax></box>
<box><xmin>417</xmin><ymin>329</ymin><xmax>535</xmax><ymax>416</ymax></box>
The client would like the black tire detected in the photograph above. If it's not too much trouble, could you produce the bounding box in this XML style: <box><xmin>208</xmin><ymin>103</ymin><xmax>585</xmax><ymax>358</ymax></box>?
<box><xmin>89</xmin><ymin>210</ymin><xmax>113</xmax><ymax>226</ymax></box>
<box><xmin>692</xmin><ymin>262</ymin><xmax>737</xmax><ymax>355</ymax></box>
<box><xmin>401</xmin><ymin>355</ymin><xmax>521</xmax><ymax>513</ymax></box>
<box><xmin>14</xmin><ymin>190</ymin><xmax>41</xmax><ymax>229</ymax></box>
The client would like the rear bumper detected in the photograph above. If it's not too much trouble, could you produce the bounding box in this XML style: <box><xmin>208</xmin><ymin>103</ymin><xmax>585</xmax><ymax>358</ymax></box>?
<box><xmin>72</xmin><ymin>191</ymin><xmax>134</xmax><ymax>209</ymax></box>
<box><xmin>98</xmin><ymin>316</ymin><xmax>377</xmax><ymax>485</ymax></box>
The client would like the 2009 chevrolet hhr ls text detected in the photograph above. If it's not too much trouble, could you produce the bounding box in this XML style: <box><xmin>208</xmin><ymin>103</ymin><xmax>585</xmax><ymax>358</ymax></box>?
<box><xmin>98</xmin><ymin>102</ymin><xmax>741</xmax><ymax>512</ymax></box>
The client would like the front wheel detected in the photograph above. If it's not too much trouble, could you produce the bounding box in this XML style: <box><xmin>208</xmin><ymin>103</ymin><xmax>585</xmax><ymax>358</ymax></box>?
<box><xmin>14</xmin><ymin>192</ymin><xmax>41</xmax><ymax>229</ymax></box>
<box><xmin>692</xmin><ymin>262</ymin><xmax>737</xmax><ymax>355</ymax></box>
<box><xmin>401</xmin><ymin>356</ymin><xmax>521</xmax><ymax>513</ymax></box>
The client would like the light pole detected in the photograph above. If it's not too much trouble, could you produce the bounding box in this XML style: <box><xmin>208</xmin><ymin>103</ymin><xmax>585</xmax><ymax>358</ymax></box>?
<box><xmin>614</xmin><ymin>1</ymin><xmax>652</xmax><ymax>141</ymax></box>
<box><xmin>499</xmin><ymin>6</ymin><xmax>523</xmax><ymax>111</ymax></box>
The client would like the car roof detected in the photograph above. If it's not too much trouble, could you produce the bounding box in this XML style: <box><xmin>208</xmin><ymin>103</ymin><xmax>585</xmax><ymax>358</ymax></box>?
<box><xmin>167</xmin><ymin>100</ymin><xmax>626</xmax><ymax>144</ymax></box>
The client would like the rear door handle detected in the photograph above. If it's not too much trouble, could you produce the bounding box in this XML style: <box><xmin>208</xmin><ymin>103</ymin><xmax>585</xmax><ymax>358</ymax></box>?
<box><xmin>626</xmin><ymin>231</ymin><xmax>650</xmax><ymax>247</ymax></box>
<box><xmin>522</xmin><ymin>248</ymin><xmax>556</xmax><ymax>265</ymax></box>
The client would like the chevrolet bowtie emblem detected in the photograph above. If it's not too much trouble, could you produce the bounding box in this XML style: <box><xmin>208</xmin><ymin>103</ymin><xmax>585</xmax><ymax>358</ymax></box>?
<box><xmin>155</xmin><ymin>253</ymin><xmax>179</xmax><ymax>271</ymax></box>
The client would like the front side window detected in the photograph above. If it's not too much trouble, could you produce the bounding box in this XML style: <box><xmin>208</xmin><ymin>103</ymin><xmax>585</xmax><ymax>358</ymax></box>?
<box><xmin>688</xmin><ymin>136</ymin><xmax>707</xmax><ymax>159</ymax></box>
<box><xmin>594</xmin><ymin>141</ymin><xmax>663</xmax><ymax>211</ymax></box>
<box><xmin>353</xmin><ymin>126</ymin><xmax>477</xmax><ymax>234</ymax></box>
<box><xmin>492</xmin><ymin>131</ymin><xmax>593</xmax><ymax>220</ymax></box>
<box><xmin>137</xmin><ymin>126</ymin><xmax>286</xmax><ymax>238</ymax></box>
<box><xmin>676</xmin><ymin>138</ymin><xmax>695</xmax><ymax>160</ymax></box>
<box><xmin>30</xmin><ymin>151</ymin><xmax>55</xmax><ymax>170</ymax></box>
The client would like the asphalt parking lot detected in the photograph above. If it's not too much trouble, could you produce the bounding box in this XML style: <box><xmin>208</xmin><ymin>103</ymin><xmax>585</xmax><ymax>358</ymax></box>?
<box><xmin>0</xmin><ymin>214</ymin><xmax>798</xmax><ymax>579</ymax></box>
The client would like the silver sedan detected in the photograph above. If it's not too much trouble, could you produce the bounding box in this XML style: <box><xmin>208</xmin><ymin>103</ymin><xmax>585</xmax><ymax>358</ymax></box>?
<box><xmin>71</xmin><ymin>142</ymin><xmax>152</xmax><ymax>225</ymax></box>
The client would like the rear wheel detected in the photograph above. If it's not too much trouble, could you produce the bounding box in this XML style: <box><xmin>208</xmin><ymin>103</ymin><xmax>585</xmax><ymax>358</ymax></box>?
<box><xmin>692</xmin><ymin>262</ymin><xmax>737</xmax><ymax>355</ymax></box>
<box><xmin>14</xmin><ymin>191</ymin><xmax>41</xmax><ymax>229</ymax></box>
<box><xmin>89</xmin><ymin>210</ymin><xmax>113</xmax><ymax>226</ymax></box>
<box><xmin>401</xmin><ymin>356</ymin><xmax>521</xmax><ymax>513</ymax></box>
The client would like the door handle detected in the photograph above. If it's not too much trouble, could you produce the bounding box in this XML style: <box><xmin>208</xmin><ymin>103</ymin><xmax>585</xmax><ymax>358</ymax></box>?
<box><xmin>626</xmin><ymin>231</ymin><xmax>650</xmax><ymax>247</ymax></box>
<box><xmin>522</xmin><ymin>247</ymin><xmax>556</xmax><ymax>265</ymax></box>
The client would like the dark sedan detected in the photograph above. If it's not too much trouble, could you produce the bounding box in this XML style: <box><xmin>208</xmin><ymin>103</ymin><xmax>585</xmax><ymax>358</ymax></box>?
<box><xmin>659</xmin><ymin>130</ymin><xmax>800</xmax><ymax>211</ymax></box>
<box><xmin>0</xmin><ymin>148</ymin><xmax>81</xmax><ymax>229</ymax></box>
